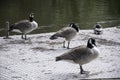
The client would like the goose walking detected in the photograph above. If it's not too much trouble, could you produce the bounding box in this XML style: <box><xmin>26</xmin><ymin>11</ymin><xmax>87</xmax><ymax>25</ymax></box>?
<box><xmin>93</xmin><ymin>23</ymin><xmax>103</xmax><ymax>35</ymax></box>
<box><xmin>56</xmin><ymin>38</ymin><xmax>99</xmax><ymax>74</ymax></box>
<box><xmin>50</xmin><ymin>23</ymin><xmax>79</xmax><ymax>49</ymax></box>
<box><xmin>9</xmin><ymin>13</ymin><xmax>38</xmax><ymax>40</ymax></box>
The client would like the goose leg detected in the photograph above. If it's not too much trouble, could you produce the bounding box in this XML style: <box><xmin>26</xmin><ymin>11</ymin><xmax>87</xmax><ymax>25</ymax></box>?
<box><xmin>67</xmin><ymin>41</ymin><xmax>70</xmax><ymax>49</ymax></box>
<box><xmin>24</xmin><ymin>34</ymin><xmax>27</xmax><ymax>40</ymax></box>
<box><xmin>80</xmin><ymin>65</ymin><xmax>89</xmax><ymax>74</ymax></box>
<box><xmin>21</xmin><ymin>33</ymin><xmax>27</xmax><ymax>40</ymax></box>
<box><xmin>80</xmin><ymin>65</ymin><xmax>84</xmax><ymax>74</ymax></box>
<box><xmin>63</xmin><ymin>41</ymin><xmax>66</xmax><ymax>48</ymax></box>
<box><xmin>21</xmin><ymin>33</ymin><xmax>24</xmax><ymax>39</ymax></box>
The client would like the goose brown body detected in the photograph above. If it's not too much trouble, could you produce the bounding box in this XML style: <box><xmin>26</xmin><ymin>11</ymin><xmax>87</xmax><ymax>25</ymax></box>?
<box><xmin>50</xmin><ymin>23</ymin><xmax>79</xmax><ymax>49</ymax></box>
<box><xmin>56</xmin><ymin>38</ymin><xmax>100</xmax><ymax>74</ymax></box>
<box><xmin>9</xmin><ymin>13</ymin><xmax>38</xmax><ymax>40</ymax></box>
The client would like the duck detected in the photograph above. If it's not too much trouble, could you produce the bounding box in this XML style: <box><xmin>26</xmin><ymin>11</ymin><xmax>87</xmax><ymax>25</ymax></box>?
<box><xmin>9</xmin><ymin>13</ymin><xmax>38</xmax><ymax>40</ymax></box>
<box><xmin>49</xmin><ymin>23</ymin><xmax>79</xmax><ymax>49</ymax></box>
<box><xmin>93</xmin><ymin>23</ymin><xmax>103</xmax><ymax>35</ymax></box>
<box><xmin>55</xmin><ymin>38</ymin><xmax>99</xmax><ymax>74</ymax></box>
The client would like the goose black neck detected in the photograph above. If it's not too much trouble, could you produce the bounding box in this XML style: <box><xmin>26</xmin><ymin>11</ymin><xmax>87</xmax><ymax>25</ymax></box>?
<box><xmin>87</xmin><ymin>42</ymin><xmax>93</xmax><ymax>49</ymax></box>
<box><xmin>29</xmin><ymin>17</ymin><xmax>33</xmax><ymax>22</ymax></box>
<box><xmin>70</xmin><ymin>23</ymin><xmax>79</xmax><ymax>32</ymax></box>
<box><xmin>87</xmin><ymin>38</ymin><xmax>94</xmax><ymax>49</ymax></box>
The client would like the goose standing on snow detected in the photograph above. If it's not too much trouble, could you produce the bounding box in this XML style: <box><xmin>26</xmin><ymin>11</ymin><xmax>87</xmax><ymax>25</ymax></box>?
<box><xmin>9</xmin><ymin>13</ymin><xmax>38</xmax><ymax>40</ymax></box>
<box><xmin>93</xmin><ymin>23</ymin><xmax>103</xmax><ymax>35</ymax></box>
<box><xmin>56</xmin><ymin>38</ymin><xmax>99</xmax><ymax>74</ymax></box>
<box><xmin>50</xmin><ymin>23</ymin><xmax>79</xmax><ymax>49</ymax></box>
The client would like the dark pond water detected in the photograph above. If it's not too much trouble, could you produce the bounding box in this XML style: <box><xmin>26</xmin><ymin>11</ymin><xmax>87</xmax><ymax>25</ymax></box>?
<box><xmin>0</xmin><ymin>0</ymin><xmax>120</xmax><ymax>36</ymax></box>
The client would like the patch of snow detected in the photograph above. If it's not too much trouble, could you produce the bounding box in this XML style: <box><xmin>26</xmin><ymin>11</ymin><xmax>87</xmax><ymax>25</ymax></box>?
<box><xmin>0</xmin><ymin>27</ymin><xmax>120</xmax><ymax>80</ymax></box>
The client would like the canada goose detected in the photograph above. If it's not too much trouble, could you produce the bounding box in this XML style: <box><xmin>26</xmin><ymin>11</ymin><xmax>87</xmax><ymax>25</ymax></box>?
<box><xmin>9</xmin><ymin>13</ymin><xmax>38</xmax><ymax>40</ymax></box>
<box><xmin>56</xmin><ymin>38</ymin><xmax>99</xmax><ymax>74</ymax></box>
<box><xmin>50</xmin><ymin>23</ymin><xmax>79</xmax><ymax>49</ymax></box>
<box><xmin>93</xmin><ymin>23</ymin><xmax>103</xmax><ymax>35</ymax></box>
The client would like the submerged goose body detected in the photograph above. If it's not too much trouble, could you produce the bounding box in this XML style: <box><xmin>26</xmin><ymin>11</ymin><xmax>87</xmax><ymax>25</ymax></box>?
<box><xmin>50</xmin><ymin>23</ymin><xmax>79</xmax><ymax>49</ymax></box>
<box><xmin>9</xmin><ymin>13</ymin><xmax>38</xmax><ymax>40</ymax></box>
<box><xmin>56</xmin><ymin>38</ymin><xmax>99</xmax><ymax>74</ymax></box>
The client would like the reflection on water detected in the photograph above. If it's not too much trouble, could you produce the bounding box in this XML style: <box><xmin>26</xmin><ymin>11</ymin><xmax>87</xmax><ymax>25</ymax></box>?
<box><xmin>0</xmin><ymin>0</ymin><xmax>120</xmax><ymax>36</ymax></box>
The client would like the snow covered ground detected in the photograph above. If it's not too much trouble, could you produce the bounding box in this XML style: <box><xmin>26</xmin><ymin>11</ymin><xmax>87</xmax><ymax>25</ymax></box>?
<box><xmin>0</xmin><ymin>27</ymin><xmax>120</xmax><ymax>80</ymax></box>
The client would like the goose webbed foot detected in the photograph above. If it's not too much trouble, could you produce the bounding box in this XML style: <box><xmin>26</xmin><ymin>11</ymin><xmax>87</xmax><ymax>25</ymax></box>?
<box><xmin>67</xmin><ymin>46</ymin><xmax>70</xmax><ymax>49</ymax></box>
<box><xmin>80</xmin><ymin>65</ymin><xmax>90</xmax><ymax>74</ymax></box>
<box><xmin>80</xmin><ymin>70</ymin><xmax>90</xmax><ymax>74</ymax></box>
<box><xmin>21</xmin><ymin>36</ymin><xmax>28</xmax><ymax>40</ymax></box>
<box><xmin>63</xmin><ymin>45</ymin><xmax>66</xmax><ymax>48</ymax></box>
<box><xmin>22</xmin><ymin>38</ymin><xmax>28</xmax><ymax>40</ymax></box>
<box><xmin>24</xmin><ymin>38</ymin><xmax>28</xmax><ymax>40</ymax></box>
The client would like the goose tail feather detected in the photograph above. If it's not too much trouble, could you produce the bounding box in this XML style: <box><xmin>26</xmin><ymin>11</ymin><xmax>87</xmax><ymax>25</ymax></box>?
<box><xmin>56</xmin><ymin>57</ymin><xmax>62</xmax><ymax>61</ymax></box>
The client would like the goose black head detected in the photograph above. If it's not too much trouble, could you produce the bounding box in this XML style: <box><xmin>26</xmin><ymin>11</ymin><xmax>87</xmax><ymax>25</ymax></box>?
<box><xmin>29</xmin><ymin>13</ymin><xmax>34</xmax><ymax>22</ymax></box>
<box><xmin>95</xmin><ymin>23</ymin><xmax>101</xmax><ymax>28</ymax></box>
<box><xmin>87</xmin><ymin>38</ymin><xmax>96</xmax><ymax>49</ymax></box>
<box><xmin>69</xmin><ymin>23</ymin><xmax>79</xmax><ymax>32</ymax></box>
